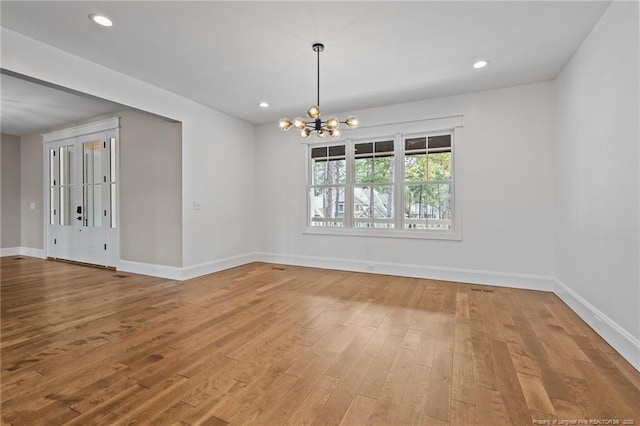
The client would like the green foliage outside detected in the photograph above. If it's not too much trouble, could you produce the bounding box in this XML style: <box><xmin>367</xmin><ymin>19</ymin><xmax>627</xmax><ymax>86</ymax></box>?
<box><xmin>404</xmin><ymin>152</ymin><xmax>452</xmax><ymax>218</ymax></box>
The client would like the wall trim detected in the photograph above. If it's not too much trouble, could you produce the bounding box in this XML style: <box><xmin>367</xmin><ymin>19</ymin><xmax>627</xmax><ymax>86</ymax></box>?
<box><xmin>42</xmin><ymin>117</ymin><xmax>120</xmax><ymax>143</ymax></box>
<box><xmin>181</xmin><ymin>252</ymin><xmax>259</xmax><ymax>281</ymax></box>
<box><xmin>0</xmin><ymin>247</ymin><xmax>21</xmax><ymax>257</ymax></box>
<box><xmin>554</xmin><ymin>278</ymin><xmax>640</xmax><ymax>371</ymax></box>
<box><xmin>118</xmin><ymin>259</ymin><xmax>184</xmax><ymax>281</ymax></box>
<box><xmin>117</xmin><ymin>252</ymin><xmax>259</xmax><ymax>281</ymax></box>
<box><xmin>21</xmin><ymin>247</ymin><xmax>46</xmax><ymax>259</ymax></box>
<box><xmin>255</xmin><ymin>252</ymin><xmax>555</xmax><ymax>291</ymax></box>
<box><xmin>0</xmin><ymin>247</ymin><xmax>46</xmax><ymax>258</ymax></box>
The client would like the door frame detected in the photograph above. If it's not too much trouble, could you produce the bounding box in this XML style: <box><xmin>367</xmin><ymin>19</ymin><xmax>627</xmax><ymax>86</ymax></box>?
<box><xmin>42</xmin><ymin>117</ymin><xmax>120</xmax><ymax>267</ymax></box>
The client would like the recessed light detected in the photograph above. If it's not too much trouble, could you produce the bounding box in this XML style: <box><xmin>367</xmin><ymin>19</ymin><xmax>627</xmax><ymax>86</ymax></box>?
<box><xmin>258</xmin><ymin>102</ymin><xmax>269</xmax><ymax>108</ymax></box>
<box><xmin>89</xmin><ymin>14</ymin><xmax>114</xmax><ymax>27</ymax></box>
<box><xmin>473</xmin><ymin>59</ymin><xmax>489</xmax><ymax>69</ymax></box>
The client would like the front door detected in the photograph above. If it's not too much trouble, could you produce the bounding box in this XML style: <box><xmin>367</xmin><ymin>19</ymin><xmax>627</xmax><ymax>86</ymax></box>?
<box><xmin>46</xmin><ymin>124</ymin><xmax>118</xmax><ymax>267</ymax></box>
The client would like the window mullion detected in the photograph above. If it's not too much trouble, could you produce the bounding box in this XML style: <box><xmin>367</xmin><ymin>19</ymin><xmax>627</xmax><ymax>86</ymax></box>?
<box><xmin>306</xmin><ymin>144</ymin><xmax>312</xmax><ymax>228</ymax></box>
<box><xmin>345</xmin><ymin>139</ymin><xmax>354</xmax><ymax>228</ymax></box>
<box><xmin>394</xmin><ymin>133</ymin><xmax>403</xmax><ymax>230</ymax></box>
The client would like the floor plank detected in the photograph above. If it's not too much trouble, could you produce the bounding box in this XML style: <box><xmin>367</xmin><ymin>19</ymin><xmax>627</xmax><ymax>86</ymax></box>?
<box><xmin>1</xmin><ymin>257</ymin><xmax>639</xmax><ymax>425</ymax></box>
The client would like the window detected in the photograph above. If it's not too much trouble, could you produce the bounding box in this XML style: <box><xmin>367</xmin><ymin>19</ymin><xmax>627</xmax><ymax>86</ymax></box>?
<box><xmin>354</xmin><ymin>140</ymin><xmax>395</xmax><ymax>228</ymax></box>
<box><xmin>309</xmin><ymin>145</ymin><xmax>346</xmax><ymax>227</ymax></box>
<box><xmin>404</xmin><ymin>135</ymin><xmax>452</xmax><ymax>230</ymax></box>
<box><xmin>306</xmin><ymin>126</ymin><xmax>460</xmax><ymax>239</ymax></box>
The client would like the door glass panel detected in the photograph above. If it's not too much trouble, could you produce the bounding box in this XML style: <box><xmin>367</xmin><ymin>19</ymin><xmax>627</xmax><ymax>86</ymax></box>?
<box><xmin>93</xmin><ymin>185</ymin><xmax>102</xmax><ymax>227</ymax></box>
<box><xmin>59</xmin><ymin>145</ymin><xmax>75</xmax><ymax>186</ymax></box>
<box><xmin>49</xmin><ymin>148</ymin><xmax>56</xmax><ymax>224</ymax></box>
<box><xmin>83</xmin><ymin>140</ymin><xmax>102</xmax><ymax>228</ymax></box>
<box><xmin>110</xmin><ymin>184</ymin><xmax>116</xmax><ymax>228</ymax></box>
<box><xmin>50</xmin><ymin>188</ymin><xmax>55</xmax><ymax>225</ymax></box>
<box><xmin>83</xmin><ymin>185</ymin><xmax>91</xmax><ymax>226</ymax></box>
<box><xmin>59</xmin><ymin>186</ymin><xmax>76</xmax><ymax>226</ymax></box>
<box><xmin>110</xmin><ymin>137</ymin><xmax>116</xmax><ymax>228</ymax></box>
<box><xmin>83</xmin><ymin>185</ymin><xmax>102</xmax><ymax>227</ymax></box>
<box><xmin>93</xmin><ymin>145</ymin><xmax>102</xmax><ymax>184</ymax></box>
<box><xmin>49</xmin><ymin>149</ymin><xmax>55</xmax><ymax>186</ymax></box>
<box><xmin>83</xmin><ymin>142</ymin><xmax>94</xmax><ymax>184</ymax></box>
<box><xmin>110</xmin><ymin>138</ymin><xmax>116</xmax><ymax>183</ymax></box>
<box><xmin>58</xmin><ymin>145</ymin><xmax>76</xmax><ymax>226</ymax></box>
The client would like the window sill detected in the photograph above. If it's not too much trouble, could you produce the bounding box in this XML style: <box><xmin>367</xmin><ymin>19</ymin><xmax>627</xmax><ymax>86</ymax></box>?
<box><xmin>303</xmin><ymin>227</ymin><xmax>462</xmax><ymax>241</ymax></box>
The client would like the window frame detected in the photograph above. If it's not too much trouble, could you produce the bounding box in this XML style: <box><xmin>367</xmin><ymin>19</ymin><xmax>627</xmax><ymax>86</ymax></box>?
<box><xmin>402</xmin><ymin>132</ymin><xmax>454</xmax><ymax>232</ymax></box>
<box><xmin>304</xmin><ymin>116</ymin><xmax>463</xmax><ymax>240</ymax></box>
<box><xmin>352</xmin><ymin>136</ymin><xmax>396</xmax><ymax>229</ymax></box>
<box><xmin>308</xmin><ymin>143</ymin><xmax>348</xmax><ymax>228</ymax></box>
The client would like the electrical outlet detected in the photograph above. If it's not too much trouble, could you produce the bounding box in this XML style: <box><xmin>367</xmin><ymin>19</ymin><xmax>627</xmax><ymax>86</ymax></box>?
<box><xmin>193</xmin><ymin>201</ymin><xmax>202</xmax><ymax>210</ymax></box>
<box><xmin>366</xmin><ymin>265</ymin><xmax>375</xmax><ymax>272</ymax></box>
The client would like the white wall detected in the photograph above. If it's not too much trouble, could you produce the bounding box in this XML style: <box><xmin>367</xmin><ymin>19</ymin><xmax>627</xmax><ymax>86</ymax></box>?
<box><xmin>255</xmin><ymin>82</ymin><xmax>556</xmax><ymax>289</ymax></box>
<box><xmin>119</xmin><ymin>110</ymin><xmax>183</xmax><ymax>267</ymax></box>
<box><xmin>1</xmin><ymin>28</ymin><xmax>257</xmax><ymax>276</ymax></box>
<box><xmin>19</xmin><ymin>132</ymin><xmax>43</xmax><ymax>251</ymax></box>
<box><xmin>1</xmin><ymin>134</ymin><xmax>21</xmax><ymax>249</ymax></box>
<box><xmin>555</xmin><ymin>1</ymin><xmax>639</xmax><ymax>367</ymax></box>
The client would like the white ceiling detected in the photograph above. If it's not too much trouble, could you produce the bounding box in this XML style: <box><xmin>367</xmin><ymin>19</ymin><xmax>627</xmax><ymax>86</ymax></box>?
<box><xmin>1</xmin><ymin>73</ymin><xmax>125</xmax><ymax>136</ymax></box>
<box><xmin>1</xmin><ymin>1</ymin><xmax>610</xmax><ymax>128</ymax></box>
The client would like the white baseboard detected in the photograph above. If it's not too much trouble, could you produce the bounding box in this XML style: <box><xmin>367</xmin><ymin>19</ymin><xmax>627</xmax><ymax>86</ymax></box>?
<box><xmin>554</xmin><ymin>278</ymin><xmax>640</xmax><ymax>371</ymax></box>
<box><xmin>20</xmin><ymin>247</ymin><xmax>46</xmax><ymax>258</ymax></box>
<box><xmin>255</xmin><ymin>252</ymin><xmax>555</xmax><ymax>291</ymax></box>
<box><xmin>118</xmin><ymin>252</ymin><xmax>259</xmax><ymax>281</ymax></box>
<box><xmin>181</xmin><ymin>252</ymin><xmax>259</xmax><ymax>281</ymax></box>
<box><xmin>118</xmin><ymin>259</ymin><xmax>184</xmax><ymax>281</ymax></box>
<box><xmin>0</xmin><ymin>247</ymin><xmax>21</xmax><ymax>257</ymax></box>
<box><xmin>0</xmin><ymin>247</ymin><xmax>46</xmax><ymax>258</ymax></box>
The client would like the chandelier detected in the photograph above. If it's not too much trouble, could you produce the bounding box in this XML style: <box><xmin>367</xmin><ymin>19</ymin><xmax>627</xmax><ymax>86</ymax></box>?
<box><xmin>279</xmin><ymin>43</ymin><xmax>358</xmax><ymax>139</ymax></box>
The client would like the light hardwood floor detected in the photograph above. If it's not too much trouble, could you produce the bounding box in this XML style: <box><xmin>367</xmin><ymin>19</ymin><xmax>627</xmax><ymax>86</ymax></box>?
<box><xmin>1</xmin><ymin>256</ymin><xmax>639</xmax><ymax>425</ymax></box>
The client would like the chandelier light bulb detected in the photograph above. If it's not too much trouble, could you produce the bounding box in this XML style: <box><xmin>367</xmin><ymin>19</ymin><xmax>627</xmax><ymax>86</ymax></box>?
<box><xmin>301</xmin><ymin>127</ymin><xmax>312</xmax><ymax>138</ymax></box>
<box><xmin>293</xmin><ymin>117</ymin><xmax>306</xmax><ymax>130</ymax></box>
<box><xmin>317</xmin><ymin>129</ymin><xmax>327</xmax><ymax>138</ymax></box>
<box><xmin>329</xmin><ymin>129</ymin><xmax>340</xmax><ymax>139</ymax></box>
<box><xmin>279</xmin><ymin>118</ymin><xmax>293</xmax><ymax>131</ymax></box>
<box><xmin>307</xmin><ymin>105</ymin><xmax>321</xmax><ymax>119</ymax></box>
<box><xmin>345</xmin><ymin>116</ymin><xmax>359</xmax><ymax>129</ymax></box>
<box><xmin>325</xmin><ymin>117</ymin><xmax>339</xmax><ymax>131</ymax></box>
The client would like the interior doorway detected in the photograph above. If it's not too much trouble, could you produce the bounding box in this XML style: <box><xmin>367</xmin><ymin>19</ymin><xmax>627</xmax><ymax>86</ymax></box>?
<box><xmin>44</xmin><ymin>118</ymin><xmax>119</xmax><ymax>267</ymax></box>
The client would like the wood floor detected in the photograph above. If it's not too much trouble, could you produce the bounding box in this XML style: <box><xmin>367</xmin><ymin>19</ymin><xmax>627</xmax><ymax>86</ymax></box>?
<box><xmin>1</xmin><ymin>257</ymin><xmax>639</xmax><ymax>426</ymax></box>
